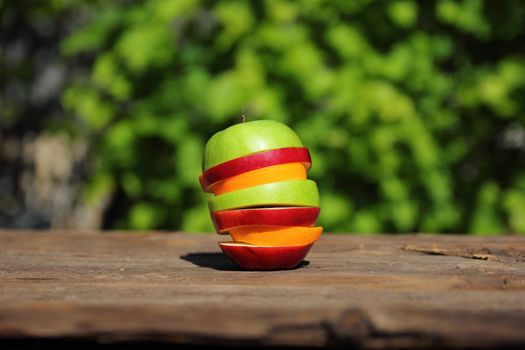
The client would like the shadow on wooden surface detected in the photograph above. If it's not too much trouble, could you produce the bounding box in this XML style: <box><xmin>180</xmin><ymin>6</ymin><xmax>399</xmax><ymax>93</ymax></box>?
<box><xmin>179</xmin><ymin>252</ymin><xmax>239</xmax><ymax>271</ymax></box>
<box><xmin>180</xmin><ymin>252</ymin><xmax>310</xmax><ymax>271</ymax></box>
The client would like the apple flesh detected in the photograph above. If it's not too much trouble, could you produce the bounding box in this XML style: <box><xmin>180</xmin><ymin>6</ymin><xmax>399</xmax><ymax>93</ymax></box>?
<box><xmin>200</xmin><ymin>147</ymin><xmax>311</xmax><ymax>192</ymax></box>
<box><xmin>203</xmin><ymin>120</ymin><xmax>304</xmax><ymax>170</ymax></box>
<box><xmin>212</xmin><ymin>207</ymin><xmax>320</xmax><ymax>233</ymax></box>
<box><xmin>219</xmin><ymin>242</ymin><xmax>313</xmax><ymax>270</ymax></box>
<box><xmin>208</xmin><ymin>179</ymin><xmax>319</xmax><ymax>212</ymax></box>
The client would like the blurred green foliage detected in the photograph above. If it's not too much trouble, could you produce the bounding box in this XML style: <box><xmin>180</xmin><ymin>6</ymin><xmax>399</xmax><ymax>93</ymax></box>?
<box><xmin>57</xmin><ymin>0</ymin><xmax>525</xmax><ymax>234</ymax></box>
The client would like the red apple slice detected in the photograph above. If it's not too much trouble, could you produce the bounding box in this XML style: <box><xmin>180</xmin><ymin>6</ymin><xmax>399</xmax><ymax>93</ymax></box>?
<box><xmin>200</xmin><ymin>147</ymin><xmax>311</xmax><ymax>192</ymax></box>
<box><xmin>219</xmin><ymin>242</ymin><xmax>313</xmax><ymax>270</ymax></box>
<box><xmin>212</xmin><ymin>207</ymin><xmax>320</xmax><ymax>233</ymax></box>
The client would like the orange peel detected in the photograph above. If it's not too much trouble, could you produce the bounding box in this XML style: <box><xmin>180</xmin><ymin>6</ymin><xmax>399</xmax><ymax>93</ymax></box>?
<box><xmin>228</xmin><ymin>225</ymin><xmax>323</xmax><ymax>246</ymax></box>
<box><xmin>211</xmin><ymin>162</ymin><xmax>307</xmax><ymax>195</ymax></box>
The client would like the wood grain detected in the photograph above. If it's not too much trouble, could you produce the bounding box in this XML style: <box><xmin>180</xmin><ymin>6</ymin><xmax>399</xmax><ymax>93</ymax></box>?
<box><xmin>1</xmin><ymin>230</ymin><xmax>524</xmax><ymax>348</ymax></box>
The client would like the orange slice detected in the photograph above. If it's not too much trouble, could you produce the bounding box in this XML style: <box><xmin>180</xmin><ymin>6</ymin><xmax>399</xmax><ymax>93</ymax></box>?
<box><xmin>211</xmin><ymin>162</ymin><xmax>307</xmax><ymax>195</ymax></box>
<box><xmin>228</xmin><ymin>225</ymin><xmax>323</xmax><ymax>246</ymax></box>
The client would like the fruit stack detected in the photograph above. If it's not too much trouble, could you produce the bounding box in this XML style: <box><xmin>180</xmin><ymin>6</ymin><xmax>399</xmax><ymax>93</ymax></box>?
<box><xmin>200</xmin><ymin>120</ymin><xmax>322</xmax><ymax>270</ymax></box>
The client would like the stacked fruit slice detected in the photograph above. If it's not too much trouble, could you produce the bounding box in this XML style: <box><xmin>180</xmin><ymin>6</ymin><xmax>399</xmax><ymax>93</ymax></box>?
<box><xmin>200</xmin><ymin>120</ymin><xmax>322</xmax><ymax>270</ymax></box>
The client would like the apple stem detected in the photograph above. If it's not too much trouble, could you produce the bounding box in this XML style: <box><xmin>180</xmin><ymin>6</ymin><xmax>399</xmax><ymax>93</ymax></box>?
<box><xmin>241</xmin><ymin>114</ymin><xmax>246</xmax><ymax>123</ymax></box>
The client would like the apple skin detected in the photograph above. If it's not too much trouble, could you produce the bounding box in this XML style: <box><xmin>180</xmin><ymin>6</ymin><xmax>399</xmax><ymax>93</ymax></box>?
<box><xmin>212</xmin><ymin>207</ymin><xmax>320</xmax><ymax>233</ymax></box>
<box><xmin>208</xmin><ymin>179</ymin><xmax>319</xmax><ymax>212</ymax></box>
<box><xmin>219</xmin><ymin>242</ymin><xmax>313</xmax><ymax>270</ymax></box>
<box><xmin>200</xmin><ymin>147</ymin><xmax>311</xmax><ymax>192</ymax></box>
<box><xmin>203</xmin><ymin>120</ymin><xmax>304</xmax><ymax>171</ymax></box>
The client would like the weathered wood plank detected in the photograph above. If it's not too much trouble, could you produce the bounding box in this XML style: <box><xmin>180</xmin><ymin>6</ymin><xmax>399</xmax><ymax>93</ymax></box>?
<box><xmin>0</xmin><ymin>230</ymin><xmax>524</xmax><ymax>348</ymax></box>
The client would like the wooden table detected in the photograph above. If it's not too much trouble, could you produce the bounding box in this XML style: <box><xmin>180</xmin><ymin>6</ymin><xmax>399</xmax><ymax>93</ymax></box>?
<box><xmin>1</xmin><ymin>230</ymin><xmax>524</xmax><ymax>349</ymax></box>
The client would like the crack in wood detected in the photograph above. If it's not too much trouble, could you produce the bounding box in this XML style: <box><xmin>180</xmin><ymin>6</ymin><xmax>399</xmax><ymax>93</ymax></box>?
<box><xmin>402</xmin><ymin>244</ymin><xmax>501</xmax><ymax>262</ymax></box>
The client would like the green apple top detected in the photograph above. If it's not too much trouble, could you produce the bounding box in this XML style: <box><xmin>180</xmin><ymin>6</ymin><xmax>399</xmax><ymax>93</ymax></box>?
<box><xmin>203</xmin><ymin>120</ymin><xmax>304</xmax><ymax>170</ymax></box>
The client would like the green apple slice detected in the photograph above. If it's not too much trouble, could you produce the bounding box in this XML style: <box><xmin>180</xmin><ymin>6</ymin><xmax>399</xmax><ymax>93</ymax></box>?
<box><xmin>208</xmin><ymin>179</ymin><xmax>319</xmax><ymax>212</ymax></box>
<box><xmin>203</xmin><ymin>120</ymin><xmax>304</xmax><ymax>170</ymax></box>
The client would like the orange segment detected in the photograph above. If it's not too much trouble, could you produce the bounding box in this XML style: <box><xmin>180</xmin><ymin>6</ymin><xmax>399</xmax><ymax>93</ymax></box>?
<box><xmin>228</xmin><ymin>225</ymin><xmax>323</xmax><ymax>246</ymax></box>
<box><xmin>211</xmin><ymin>162</ymin><xmax>307</xmax><ymax>195</ymax></box>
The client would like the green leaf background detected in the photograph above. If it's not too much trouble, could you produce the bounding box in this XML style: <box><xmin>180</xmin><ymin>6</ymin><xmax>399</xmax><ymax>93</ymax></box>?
<box><xmin>15</xmin><ymin>0</ymin><xmax>525</xmax><ymax>234</ymax></box>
